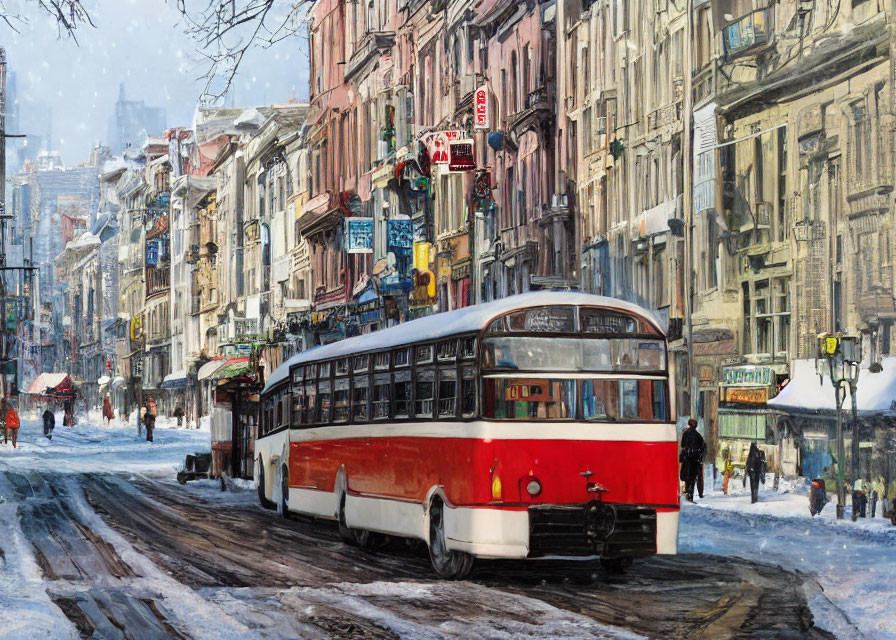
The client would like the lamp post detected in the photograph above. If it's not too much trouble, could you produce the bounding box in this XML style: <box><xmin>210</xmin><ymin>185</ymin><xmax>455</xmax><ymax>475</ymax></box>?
<box><xmin>817</xmin><ymin>333</ymin><xmax>861</xmax><ymax>519</ymax></box>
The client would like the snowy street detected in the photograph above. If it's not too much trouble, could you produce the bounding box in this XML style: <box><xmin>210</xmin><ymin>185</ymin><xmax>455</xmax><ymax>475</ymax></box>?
<box><xmin>0</xmin><ymin>417</ymin><xmax>857</xmax><ymax>639</ymax></box>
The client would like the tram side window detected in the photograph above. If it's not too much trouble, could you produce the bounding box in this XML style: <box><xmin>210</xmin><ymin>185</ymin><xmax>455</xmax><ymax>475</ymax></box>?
<box><xmin>317</xmin><ymin>380</ymin><xmax>331</xmax><ymax>423</ymax></box>
<box><xmin>304</xmin><ymin>383</ymin><xmax>317</xmax><ymax>425</ymax></box>
<box><xmin>461</xmin><ymin>336</ymin><xmax>477</xmax><ymax>359</ymax></box>
<box><xmin>437</xmin><ymin>340</ymin><xmax>457</xmax><ymax>361</ymax></box>
<box><xmin>394</xmin><ymin>369</ymin><xmax>412</xmax><ymax>417</ymax></box>
<box><xmin>438</xmin><ymin>368</ymin><xmax>457</xmax><ymax>418</ymax></box>
<box><xmin>461</xmin><ymin>368</ymin><xmax>477</xmax><ymax>418</ymax></box>
<box><xmin>483</xmin><ymin>378</ymin><xmax>576</xmax><ymax>420</ymax></box>
<box><xmin>582</xmin><ymin>379</ymin><xmax>668</xmax><ymax>422</ymax></box>
<box><xmin>373</xmin><ymin>373</ymin><xmax>390</xmax><ymax>419</ymax></box>
<box><xmin>334</xmin><ymin>378</ymin><xmax>350</xmax><ymax>423</ymax></box>
<box><xmin>415</xmin><ymin>367</ymin><xmax>435</xmax><ymax>418</ymax></box>
<box><xmin>277</xmin><ymin>396</ymin><xmax>284</xmax><ymax>427</ymax></box>
<box><xmin>374</xmin><ymin>351</ymin><xmax>390</xmax><ymax>370</ymax></box>
<box><xmin>353</xmin><ymin>374</ymin><xmax>370</xmax><ymax>422</ymax></box>
<box><xmin>292</xmin><ymin>385</ymin><xmax>304</xmax><ymax>426</ymax></box>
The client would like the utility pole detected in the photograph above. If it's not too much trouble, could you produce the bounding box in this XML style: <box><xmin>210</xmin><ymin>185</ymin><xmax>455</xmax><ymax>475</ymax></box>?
<box><xmin>682</xmin><ymin>0</ymin><xmax>698</xmax><ymax>420</ymax></box>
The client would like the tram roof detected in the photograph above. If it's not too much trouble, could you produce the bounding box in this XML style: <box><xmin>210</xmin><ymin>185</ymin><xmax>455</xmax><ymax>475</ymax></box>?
<box><xmin>264</xmin><ymin>292</ymin><xmax>662</xmax><ymax>393</ymax></box>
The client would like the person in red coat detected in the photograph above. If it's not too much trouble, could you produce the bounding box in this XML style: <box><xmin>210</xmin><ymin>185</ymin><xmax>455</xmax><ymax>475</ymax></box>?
<box><xmin>3</xmin><ymin>400</ymin><xmax>20</xmax><ymax>448</ymax></box>
<box><xmin>102</xmin><ymin>395</ymin><xmax>114</xmax><ymax>426</ymax></box>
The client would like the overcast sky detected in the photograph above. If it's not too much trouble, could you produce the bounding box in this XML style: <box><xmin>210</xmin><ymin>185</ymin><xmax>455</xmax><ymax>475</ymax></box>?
<box><xmin>2</xmin><ymin>0</ymin><xmax>309</xmax><ymax>166</ymax></box>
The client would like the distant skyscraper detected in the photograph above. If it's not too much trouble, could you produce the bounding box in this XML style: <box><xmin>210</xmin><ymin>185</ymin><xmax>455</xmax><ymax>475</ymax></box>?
<box><xmin>107</xmin><ymin>84</ymin><xmax>166</xmax><ymax>155</ymax></box>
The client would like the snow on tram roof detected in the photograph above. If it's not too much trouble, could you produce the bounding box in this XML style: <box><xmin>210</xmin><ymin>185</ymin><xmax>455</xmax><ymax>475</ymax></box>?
<box><xmin>263</xmin><ymin>292</ymin><xmax>661</xmax><ymax>393</ymax></box>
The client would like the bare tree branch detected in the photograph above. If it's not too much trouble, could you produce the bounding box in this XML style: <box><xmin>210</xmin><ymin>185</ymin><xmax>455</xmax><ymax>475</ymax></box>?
<box><xmin>0</xmin><ymin>0</ymin><xmax>94</xmax><ymax>41</ymax></box>
<box><xmin>174</xmin><ymin>0</ymin><xmax>310</xmax><ymax>104</ymax></box>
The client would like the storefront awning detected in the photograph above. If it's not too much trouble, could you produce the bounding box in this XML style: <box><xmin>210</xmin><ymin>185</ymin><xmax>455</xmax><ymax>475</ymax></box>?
<box><xmin>197</xmin><ymin>358</ymin><xmax>226</xmax><ymax>381</ymax></box>
<box><xmin>111</xmin><ymin>376</ymin><xmax>127</xmax><ymax>389</ymax></box>
<box><xmin>161</xmin><ymin>371</ymin><xmax>189</xmax><ymax>388</ymax></box>
<box><xmin>769</xmin><ymin>358</ymin><xmax>896</xmax><ymax>415</ymax></box>
<box><xmin>214</xmin><ymin>357</ymin><xmax>251</xmax><ymax>381</ymax></box>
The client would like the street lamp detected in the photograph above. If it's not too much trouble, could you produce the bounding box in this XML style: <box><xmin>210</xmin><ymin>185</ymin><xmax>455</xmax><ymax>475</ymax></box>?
<box><xmin>816</xmin><ymin>333</ymin><xmax>861</xmax><ymax>519</ymax></box>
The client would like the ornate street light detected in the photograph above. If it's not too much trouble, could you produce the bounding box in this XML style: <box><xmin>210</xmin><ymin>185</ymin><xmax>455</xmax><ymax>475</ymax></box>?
<box><xmin>816</xmin><ymin>333</ymin><xmax>861</xmax><ymax>519</ymax></box>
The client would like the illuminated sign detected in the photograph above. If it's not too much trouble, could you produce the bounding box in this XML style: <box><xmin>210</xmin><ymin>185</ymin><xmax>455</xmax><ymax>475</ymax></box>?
<box><xmin>449</xmin><ymin>139</ymin><xmax>476</xmax><ymax>172</ymax></box>
<box><xmin>474</xmin><ymin>86</ymin><xmax>489</xmax><ymax>129</ymax></box>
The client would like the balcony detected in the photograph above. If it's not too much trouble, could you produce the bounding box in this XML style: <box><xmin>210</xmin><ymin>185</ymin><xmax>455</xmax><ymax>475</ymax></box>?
<box><xmin>344</xmin><ymin>31</ymin><xmax>395</xmax><ymax>84</ymax></box>
<box><xmin>146</xmin><ymin>267</ymin><xmax>170</xmax><ymax>298</ymax></box>
<box><xmin>721</xmin><ymin>7</ymin><xmax>775</xmax><ymax>62</ymax></box>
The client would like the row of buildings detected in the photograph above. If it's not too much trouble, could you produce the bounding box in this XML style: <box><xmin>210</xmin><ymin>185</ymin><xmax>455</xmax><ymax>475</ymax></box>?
<box><xmin>7</xmin><ymin>0</ymin><xmax>896</xmax><ymax>484</ymax></box>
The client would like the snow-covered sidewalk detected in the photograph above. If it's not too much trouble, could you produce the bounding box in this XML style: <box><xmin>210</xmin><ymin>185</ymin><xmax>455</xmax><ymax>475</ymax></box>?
<box><xmin>681</xmin><ymin>476</ymin><xmax>896</xmax><ymax>640</ymax></box>
<box><xmin>0</xmin><ymin>411</ymin><xmax>211</xmax><ymax>476</ymax></box>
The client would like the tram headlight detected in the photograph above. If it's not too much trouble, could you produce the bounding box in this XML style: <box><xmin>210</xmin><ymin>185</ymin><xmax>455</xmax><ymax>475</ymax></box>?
<box><xmin>525</xmin><ymin>478</ymin><xmax>542</xmax><ymax>497</ymax></box>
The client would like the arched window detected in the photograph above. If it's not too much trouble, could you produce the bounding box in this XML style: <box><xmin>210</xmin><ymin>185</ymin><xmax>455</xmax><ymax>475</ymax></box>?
<box><xmin>367</xmin><ymin>0</ymin><xmax>376</xmax><ymax>33</ymax></box>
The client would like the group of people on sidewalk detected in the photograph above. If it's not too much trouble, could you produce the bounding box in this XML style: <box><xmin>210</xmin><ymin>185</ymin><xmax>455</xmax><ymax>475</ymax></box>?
<box><xmin>679</xmin><ymin>419</ymin><xmax>766</xmax><ymax>504</ymax></box>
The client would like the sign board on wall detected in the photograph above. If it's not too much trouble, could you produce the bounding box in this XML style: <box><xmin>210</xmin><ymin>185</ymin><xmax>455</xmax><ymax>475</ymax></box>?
<box><xmin>474</xmin><ymin>86</ymin><xmax>489</xmax><ymax>129</ymax></box>
<box><xmin>449</xmin><ymin>139</ymin><xmax>476</xmax><ymax>172</ymax></box>
<box><xmin>428</xmin><ymin>130</ymin><xmax>463</xmax><ymax>164</ymax></box>
<box><xmin>724</xmin><ymin>387</ymin><xmax>769</xmax><ymax>404</ymax></box>
<box><xmin>345</xmin><ymin>217</ymin><xmax>374</xmax><ymax>253</ymax></box>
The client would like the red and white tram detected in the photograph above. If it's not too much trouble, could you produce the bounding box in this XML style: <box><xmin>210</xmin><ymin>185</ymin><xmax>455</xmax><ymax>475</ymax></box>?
<box><xmin>256</xmin><ymin>292</ymin><xmax>679</xmax><ymax>578</ymax></box>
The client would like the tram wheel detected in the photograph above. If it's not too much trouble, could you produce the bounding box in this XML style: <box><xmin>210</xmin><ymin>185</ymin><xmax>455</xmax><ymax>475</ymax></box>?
<box><xmin>277</xmin><ymin>464</ymin><xmax>290</xmax><ymax>518</ymax></box>
<box><xmin>427</xmin><ymin>497</ymin><xmax>474</xmax><ymax>580</ymax></box>
<box><xmin>599</xmin><ymin>556</ymin><xmax>633</xmax><ymax>574</ymax></box>
<box><xmin>354</xmin><ymin>529</ymin><xmax>390</xmax><ymax>551</ymax></box>
<box><xmin>337</xmin><ymin>489</ymin><xmax>356</xmax><ymax>544</ymax></box>
<box><xmin>256</xmin><ymin>457</ymin><xmax>276</xmax><ymax>510</ymax></box>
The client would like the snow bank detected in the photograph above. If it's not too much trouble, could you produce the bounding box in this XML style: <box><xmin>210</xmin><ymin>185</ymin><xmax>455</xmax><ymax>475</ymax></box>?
<box><xmin>682</xmin><ymin>478</ymin><xmax>896</xmax><ymax>639</ymax></box>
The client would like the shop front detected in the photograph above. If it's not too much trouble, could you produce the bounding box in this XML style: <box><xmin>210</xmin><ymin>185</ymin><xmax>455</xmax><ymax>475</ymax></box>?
<box><xmin>717</xmin><ymin>365</ymin><xmax>790</xmax><ymax>473</ymax></box>
<box><xmin>769</xmin><ymin>358</ymin><xmax>896</xmax><ymax>485</ymax></box>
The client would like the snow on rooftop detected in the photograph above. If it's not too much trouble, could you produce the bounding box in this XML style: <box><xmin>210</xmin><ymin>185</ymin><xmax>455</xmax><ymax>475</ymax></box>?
<box><xmin>769</xmin><ymin>357</ymin><xmax>896</xmax><ymax>413</ymax></box>
<box><xmin>264</xmin><ymin>292</ymin><xmax>662</xmax><ymax>393</ymax></box>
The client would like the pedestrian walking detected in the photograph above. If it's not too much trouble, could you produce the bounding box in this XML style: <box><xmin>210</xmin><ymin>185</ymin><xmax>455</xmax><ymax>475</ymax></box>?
<box><xmin>3</xmin><ymin>399</ymin><xmax>20</xmax><ymax>449</ymax></box>
<box><xmin>42</xmin><ymin>406</ymin><xmax>55</xmax><ymax>439</ymax></box>
<box><xmin>679</xmin><ymin>418</ymin><xmax>705</xmax><ymax>502</ymax></box>
<box><xmin>173</xmin><ymin>404</ymin><xmax>184</xmax><ymax>427</ymax></box>
<box><xmin>871</xmin><ymin>476</ymin><xmax>885</xmax><ymax>518</ymax></box>
<box><xmin>852</xmin><ymin>478</ymin><xmax>868</xmax><ymax>521</ymax></box>
<box><xmin>144</xmin><ymin>397</ymin><xmax>156</xmax><ymax>443</ymax></box>
<box><xmin>722</xmin><ymin>448</ymin><xmax>734</xmax><ymax>496</ymax></box>
<box><xmin>102</xmin><ymin>394</ymin><xmax>114</xmax><ymax>426</ymax></box>
<box><xmin>744</xmin><ymin>443</ymin><xmax>764</xmax><ymax>503</ymax></box>
<box><xmin>63</xmin><ymin>398</ymin><xmax>74</xmax><ymax>426</ymax></box>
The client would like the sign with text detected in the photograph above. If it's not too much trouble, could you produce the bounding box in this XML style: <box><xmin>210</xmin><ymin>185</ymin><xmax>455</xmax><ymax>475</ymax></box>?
<box><xmin>474</xmin><ymin>85</ymin><xmax>489</xmax><ymax>129</ymax></box>
<box><xmin>449</xmin><ymin>139</ymin><xmax>476</xmax><ymax>171</ymax></box>
<box><xmin>345</xmin><ymin>217</ymin><xmax>374</xmax><ymax>254</ymax></box>
<box><xmin>428</xmin><ymin>130</ymin><xmax>463</xmax><ymax>164</ymax></box>
<box><xmin>724</xmin><ymin>387</ymin><xmax>769</xmax><ymax>404</ymax></box>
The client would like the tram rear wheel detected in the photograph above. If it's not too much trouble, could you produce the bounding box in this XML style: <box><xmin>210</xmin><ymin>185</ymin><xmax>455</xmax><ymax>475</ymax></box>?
<box><xmin>256</xmin><ymin>457</ymin><xmax>276</xmax><ymax>510</ymax></box>
<box><xmin>427</xmin><ymin>497</ymin><xmax>473</xmax><ymax>580</ymax></box>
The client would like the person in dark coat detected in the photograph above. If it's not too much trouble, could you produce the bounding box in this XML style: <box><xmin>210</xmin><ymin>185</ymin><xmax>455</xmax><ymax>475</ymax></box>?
<box><xmin>144</xmin><ymin>398</ymin><xmax>156</xmax><ymax>443</ymax></box>
<box><xmin>43</xmin><ymin>407</ymin><xmax>55</xmax><ymax>439</ymax></box>
<box><xmin>680</xmin><ymin>418</ymin><xmax>706</xmax><ymax>502</ymax></box>
<box><xmin>745</xmin><ymin>443</ymin><xmax>765</xmax><ymax>503</ymax></box>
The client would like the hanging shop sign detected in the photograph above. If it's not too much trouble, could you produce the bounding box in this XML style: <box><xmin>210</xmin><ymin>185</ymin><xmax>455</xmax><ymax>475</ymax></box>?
<box><xmin>387</xmin><ymin>219</ymin><xmax>414</xmax><ymax>249</ymax></box>
<box><xmin>474</xmin><ymin>85</ymin><xmax>489</xmax><ymax>129</ymax></box>
<box><xmin>721</xmin><ymin>366</ymin><xmax>775</xmax><ymax>386</ymax></box>
<box><xmin>345</xmin><ymin>217</ymin><xmax>374</xmax><ymax>253</ymax></box>
<box><xmin>427</xmin><ymin>130</ymin><xmax>463</xmax><ymax>164</ymax></box>
<box><xmin>449</xmin><ymin>139</ymin><xmax>476</xmax><ymax>172</ymax></box>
